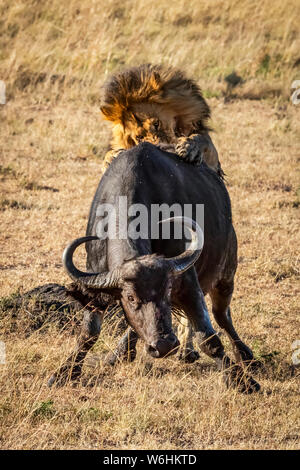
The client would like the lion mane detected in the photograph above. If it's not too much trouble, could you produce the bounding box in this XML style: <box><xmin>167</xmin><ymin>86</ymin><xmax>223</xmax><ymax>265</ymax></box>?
<box><xmin>100</xmin><ymin>64</ymin><xmax>222</xmax><ymax>176</ymax></box>
<box><xmin>101</xmin><ymin>64</ymin><xmax>210</xmax><ymax>147</ymax></box>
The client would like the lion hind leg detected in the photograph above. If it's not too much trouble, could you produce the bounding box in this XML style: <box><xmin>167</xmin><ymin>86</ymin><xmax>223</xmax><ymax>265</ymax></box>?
<box><xmin>177</xmin><ymin>315</ymin><xmax>200</xmax><ymax>363</ymax></box>
<box><xmin>104</xmin><ymin>149</ymin><xmax>125</xmax><ymax>168</ymax></box>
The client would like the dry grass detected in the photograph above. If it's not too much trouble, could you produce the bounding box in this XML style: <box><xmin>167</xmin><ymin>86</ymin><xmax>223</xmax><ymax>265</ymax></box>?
<box><xmin>0</xmin><ymin>0</ymin><xmax>300</xmax><ymax>450</ymax></box>
<box><xmin>1</xmin><ymin>0</ymin><xmax>300</xmax><ymax>102</ymax></box>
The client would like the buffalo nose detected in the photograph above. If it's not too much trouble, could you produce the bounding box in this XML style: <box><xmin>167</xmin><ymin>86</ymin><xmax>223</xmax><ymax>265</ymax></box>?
<box><xmin>147</xmin><ymin>335</ymin><xmax>180</xmax><ymax>358</ymax></box>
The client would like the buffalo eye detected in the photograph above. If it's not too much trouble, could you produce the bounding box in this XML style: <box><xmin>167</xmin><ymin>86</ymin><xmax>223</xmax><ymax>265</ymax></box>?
<box><xmin>127</xmin><ymin>294</ymin><xmax>135</xmax><ymax>303</ymax></box>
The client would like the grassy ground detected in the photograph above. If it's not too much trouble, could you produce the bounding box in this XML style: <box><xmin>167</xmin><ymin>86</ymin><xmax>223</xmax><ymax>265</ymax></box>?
<box><xmin>0</xmin><ymin>0</ymin><xmax>299</xmax><ymax>450</ymax></box>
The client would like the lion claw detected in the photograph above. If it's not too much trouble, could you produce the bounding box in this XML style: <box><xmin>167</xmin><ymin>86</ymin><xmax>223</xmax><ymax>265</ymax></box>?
<box><xmin>175</xmin><ymin>136</ymin><xmax>204</xmax><ymax>166</ymax></box>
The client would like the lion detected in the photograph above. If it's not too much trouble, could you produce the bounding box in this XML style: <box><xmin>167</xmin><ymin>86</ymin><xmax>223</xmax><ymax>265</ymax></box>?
<box><xmin>100</xmin><ymin>64</ymin><xmax>223</xmax><ymax>177</ymax></box>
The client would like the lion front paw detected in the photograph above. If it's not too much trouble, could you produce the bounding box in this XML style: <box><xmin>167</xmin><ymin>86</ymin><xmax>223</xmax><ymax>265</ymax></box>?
<box><xmin>175</xmin><ymin>135</ymin><xmax>205</xmax><ymax>166</ymax></box>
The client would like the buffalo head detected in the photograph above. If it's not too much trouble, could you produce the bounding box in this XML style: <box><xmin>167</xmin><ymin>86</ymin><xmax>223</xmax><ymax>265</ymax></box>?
<box><xmin>62</xmin><ymin>217</ymin><xmax>203</xmax><ymax>359</ymax></box>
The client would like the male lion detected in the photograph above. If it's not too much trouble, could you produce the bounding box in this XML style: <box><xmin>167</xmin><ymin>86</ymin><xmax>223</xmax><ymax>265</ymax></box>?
<box><xmin>101</xmin><ymin>64</ymin><xmax>223</xmax><ymax>177</ymax></box>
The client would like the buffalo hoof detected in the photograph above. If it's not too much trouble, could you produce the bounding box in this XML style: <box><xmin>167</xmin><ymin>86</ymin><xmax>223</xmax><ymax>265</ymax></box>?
<box><xmin>48</xmin><ymin>365</ymin><xmax>81</xmax><ymax>388</ymax></box>
<box><xmin>223</xmin><ymin>365</ymin><xmax>261</xmax><ymax>394</ymax></box>
<box><xmin>48</xmin><ymin>372</ymin><xmax>69</xmax><ymax>388</ymax></box>
<box><xmin>178</xmin><ymin>348</ymin><xmax>200</xmax><ymax>363</ymax></box>
<box><xmin>235</xmin><ymin>346</ymin><xmax>263</xmax><ymax>372</ymax></box>
<box><xmin>48</xmin><ymin>374</ymin><xmax>62</xmax><ymax>388</ymax></box>
<box><xmin>243</xmin><ymin>358</ymin><xmax>264</xmax><ymax>373</ymax></box>
<box><xmin>104</xmin><ymin>349</ymin><xmax>137</xmax><ymax>366</ymax></box>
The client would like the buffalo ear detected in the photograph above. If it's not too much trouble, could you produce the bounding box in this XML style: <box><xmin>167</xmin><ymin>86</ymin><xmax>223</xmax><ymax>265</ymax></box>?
<box><xmin>99</xmin><ymin>286</ymin><xmax>123</xmax><ymax>299</ymax></box>
<box><xmin>65</xmin><ymin>282</ymin><xmax>122</xmax><ymax>307</ymax></box>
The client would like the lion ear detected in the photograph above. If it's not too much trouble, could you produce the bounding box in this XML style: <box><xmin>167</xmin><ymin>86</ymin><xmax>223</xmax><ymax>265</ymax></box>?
<box><xmin>100</xmin><ymin>105</ymin><xmax>113</xmax><ymax>121</ymax></box>
<box><xmin>100</xmin><ymin>104</ymin><xmax>124</xmax><ymax>124</ymax></box>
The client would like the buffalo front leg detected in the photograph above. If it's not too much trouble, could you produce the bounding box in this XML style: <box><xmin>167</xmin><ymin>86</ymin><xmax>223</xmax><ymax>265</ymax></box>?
<box><xmin>176</xmin><ymin>269</ymin><xmax>260</xmax><ymax>393</ymax></box>
<box><xmin>48</xmin><ymin>309</ymin><xmax>103</xmax><ymax>387</ymax></box>
<box><xmin>104</xmin><ymin>327</ymin><xmax>139</xmax><ymax>366</ymax></box>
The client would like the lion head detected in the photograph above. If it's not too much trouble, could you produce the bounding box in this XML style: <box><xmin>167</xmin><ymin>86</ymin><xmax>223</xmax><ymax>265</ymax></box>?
<box><xmin>100</xmin><ymin>64</ymin><xmax>211</xmax><ymax>151</ymax></box>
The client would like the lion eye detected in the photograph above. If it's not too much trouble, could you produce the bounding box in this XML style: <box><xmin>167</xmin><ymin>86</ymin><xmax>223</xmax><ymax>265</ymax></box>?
<box><xmin>153</xmin><ymin>120</ymin><xmax>160</xmax><ymax>130</ymax></box>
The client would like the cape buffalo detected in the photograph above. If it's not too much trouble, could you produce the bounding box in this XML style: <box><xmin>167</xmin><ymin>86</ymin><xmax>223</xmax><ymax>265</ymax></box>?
<box><xmin>49</xmin><ymin>142</ymin><xmax>260</xmax><ymax>393</ymax></box>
